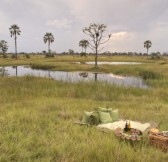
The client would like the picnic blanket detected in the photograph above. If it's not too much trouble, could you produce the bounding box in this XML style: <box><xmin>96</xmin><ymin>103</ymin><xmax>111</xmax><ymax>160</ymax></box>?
<box><xmin>97</xmin><ymin>120</ymin><xmax>150</xmax><ymax>132</ymax></box>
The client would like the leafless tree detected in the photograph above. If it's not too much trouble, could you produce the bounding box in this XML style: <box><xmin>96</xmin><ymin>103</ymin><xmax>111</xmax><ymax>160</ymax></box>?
<box><xmin>83</xmin><ymin>23</ymin><xmax>111</xmax><ymax>68</ymax></box>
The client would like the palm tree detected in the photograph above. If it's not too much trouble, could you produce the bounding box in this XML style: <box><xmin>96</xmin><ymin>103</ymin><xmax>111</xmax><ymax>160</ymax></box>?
<box><xmin>0</xmin><ymin>40</ymin><xmax>8</xmax><ymax>58</ymax></box>
<box><xmin>43</xmin><ymin>33</ymin><xmax>54</xmax><ymax>54</ymax></box>
<box><xmin>144</xmin><ymin>40</ymin><xmax>152</xmax><ymax>55</ymax></box>
<box><xmin>9</xmin><ymin>24</ymin><xmax>21</xmax><ymax>59</ymax></box>
<box><xmin>79</xmin><ymin>39</ymin><xmax>89</xmax><ymax>53</ymax></box>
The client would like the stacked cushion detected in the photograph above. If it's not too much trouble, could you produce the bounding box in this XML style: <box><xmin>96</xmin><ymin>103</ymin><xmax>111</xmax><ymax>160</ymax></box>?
<box><xmin>81</xmin><ymin>111</ymin><xmax>100</xmax><ymax>125</ymax></box>
<box><xmin>110</xmin><ymin>109</ymin><xmax>119</xmax><ymax>122</ymax></box>
<box><xmin>81</xmin><ymin>111</ymin><xmax>94</xmax><ymax>124</ymax></box>
<box><xmin>96</xmin><ymin>107</ymin><xmax>113</xmax><ymax>124</ymax></box>
<box><xmin>81</xmin><ymin>107</ymin><xmax>119</xmax><ymax>125</ymax></box>
<box><xmin>96</xmin><ymin>107</ymin><xmax>113</xmax><ymax>112</ymax></box>
<box><xmin>98</xmin><ymin>111</ymin><xmax>113</xmax><ymax>123</ymax></box>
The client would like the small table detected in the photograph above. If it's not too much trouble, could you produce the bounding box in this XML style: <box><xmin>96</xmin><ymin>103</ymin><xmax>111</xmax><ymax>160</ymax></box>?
<box><xmin>114</xmin><ymin>128</ymin><xmax>143</xmax><ymax>141</ymax></box>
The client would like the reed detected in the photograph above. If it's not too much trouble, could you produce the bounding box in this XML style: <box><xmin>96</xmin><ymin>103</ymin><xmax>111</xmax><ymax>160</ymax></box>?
<box><xmin>0</xmin><ymin>76</ymin><xmax>168</xmax><ymax>161</ymax></box>
<box><xmin>140</xmin><ymin>70</ymin><xmax>163</xmax><ymax>80</ymax></box>
<box><xmin>0</xmin><ymin>55</ymin><xmax>168</xmax><ymax>161</ymax></box>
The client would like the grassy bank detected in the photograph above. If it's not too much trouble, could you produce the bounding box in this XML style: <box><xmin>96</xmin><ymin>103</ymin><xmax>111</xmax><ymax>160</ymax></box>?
<box><xmin>0</xmin><ymin>77</ymin><xmax>168</xmax><ymax>161</ymax></box>
<box><xmin>0</xmin><ymin>55</ymin><xmax>168</xmax><ymax>161</ymax></box>
<box><xmin>0</xmin><ymin>55</ymin><xmax>168</xmax><ymax>78</ymax></box>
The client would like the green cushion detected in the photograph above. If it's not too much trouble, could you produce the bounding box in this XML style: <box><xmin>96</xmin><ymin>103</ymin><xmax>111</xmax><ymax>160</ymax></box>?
<box><xmin>106</xmin><ymin>108</ymin><xmax>113</xmax><ymax>113</ymax></box>
<box><xmin>81</xmin><ymin>111</ymin><xmax>100</xmax><ymax>125</ymax></box>
<box><xmin>81</xmin><ymin>111</ymin><xmax>93</xmax><ymax>124</ymax></box>
<box><xmin>96</xmin><ymin>107</ymin><xmax>113</xmax><ymax>112</ymax></box>
<box><xmin>98</xmin><ymin>111</ymin><xmax>113</xmax><ymax>124</ymax></box>
<box><xmin>110</xmin><ymin>109</ymin><xmax>119</xmax><ymax>122</ymax></box>
<box><xmin>90</xmin><ymin>111</ymin><xmax>100</xmax><ymax>125</ymax></box>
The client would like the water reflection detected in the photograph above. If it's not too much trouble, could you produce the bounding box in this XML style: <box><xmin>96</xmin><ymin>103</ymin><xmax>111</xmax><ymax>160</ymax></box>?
<box><xmin>94</xmin><ymin>73</ymin><xmax>98</xmax><ymax>82</ymax></box>
<box><xmin>79</xmin><ymin>72</ymin><xmax>88</xmax><ymax>78</ymax></box>
<box><xmin>0</xmin><ymin>66</ymin><xmax>148</xmax><ymax>88</ymax></box>
<box><xmin>12</xmin><ymin>66</ymin><xmax>18</xmax><ymax>76</ymax></box>
<box><xmin>48</xmin><ymin>70</ymin><xmax>51</xmax><ymax>78</ymax></box>
<box><xmin>79</xmin><ymin>72</ymin><xmax>98</xmax><ymax>82</ymax></box>
<box><xmin>0</xmin><ymin>67</ymin><xmax>7</xmax><ymax>76</ymax></box>
<box><xmin>75</xmin><ymin>61</ymin><xmax>142</xmax><ymax>65</ymax></box>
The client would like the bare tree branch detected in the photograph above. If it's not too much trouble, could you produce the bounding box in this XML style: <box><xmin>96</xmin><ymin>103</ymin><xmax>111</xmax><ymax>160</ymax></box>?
<box><xmin>89</xmin><ymin>42</ymin><xmax>95</xmax><ymax>49</ymax></box>
<box><xmin>98</xmin><ymin>46</ymin><xmax>104</xmax><ymax>52</ymax></box>
<box><xmin>99</xmin><ymin>37</ymin><xmax>111</xmax><ymax>45</ymax></box>
<box><xmin>88</xmin><ymin>44</ymin><xmax>95</xmax><ymax>52</ymax></box>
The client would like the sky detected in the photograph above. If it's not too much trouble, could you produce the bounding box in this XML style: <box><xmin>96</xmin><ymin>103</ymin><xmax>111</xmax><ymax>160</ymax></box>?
<box><xmin>0</xmin><ymin>0</ymin><xmax>168</xmax><ymax>53</ymax></box>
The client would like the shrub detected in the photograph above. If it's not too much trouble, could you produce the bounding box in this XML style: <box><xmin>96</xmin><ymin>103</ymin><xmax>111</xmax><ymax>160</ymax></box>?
<box><xmin>80</xmin><ymin>52</ymin><xmax>87</xmax><ymax>57</ymax></box>
<box><xmin>11</xmin><ymin>54</ymin><xmax>16</xmax><ymax>58</ymax></box>
<box><xmin>45</xmin><ymin>53</ymin><xmax>54</xmax><ymax>58</ymax></box>
<box><xmin>150</xmin><ymin>55</ymin><xmax>161</xmax><ymax>60</ymax></box>
<box><xmin>31</xmin><ymin>64</ymin><xmax>55</xmax><ymax>70</ymax></box>
<box><xmin>25</xmin><ymin>54</ymin><xmax>30</xmax><ymax>58</ymax></box>
<box><xmin>3</xmin><ymin>54</ymin><xmax>8</xmax><ymax>58</ymax></box>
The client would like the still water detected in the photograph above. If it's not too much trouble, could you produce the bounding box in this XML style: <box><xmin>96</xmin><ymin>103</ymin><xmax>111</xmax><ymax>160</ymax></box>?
<box><xmin>75</xmin><ymin>62</ymin><xmax>142</xmax><ymax>65</ymax></box>
<box><xmin>0</xmin><ymin>66</ymin><xmax>148</xmax><ymax>88</ymax></box>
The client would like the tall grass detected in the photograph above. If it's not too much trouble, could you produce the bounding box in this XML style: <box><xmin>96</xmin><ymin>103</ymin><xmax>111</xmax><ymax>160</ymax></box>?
<box><xmin>0</xmin><ymin>76</ymin><xmax>168</xmax><ymax>161</ymax></box>
<box><xmin>140</xmin><ymin>70</ymin><xmax>163</xmax><ymax>80</ymax></box>
<box><xmin>0</xmin><ymin>56</ymin><xmax>168</xmax><ymax>161</ymax></box>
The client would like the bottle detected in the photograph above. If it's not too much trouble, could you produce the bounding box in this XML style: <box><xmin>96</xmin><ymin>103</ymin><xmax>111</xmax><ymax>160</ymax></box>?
<box><xmin>124</xmin><ymin>121</ymin><xmax>128</xmax><ymax>132</ymax></box>
<box><xmin>128</xmin><ymin>121</ymin><xmax>131</xmax><ymax>130</ymax></box>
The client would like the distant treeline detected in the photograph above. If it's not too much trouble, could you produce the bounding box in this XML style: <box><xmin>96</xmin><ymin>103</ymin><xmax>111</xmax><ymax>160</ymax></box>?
<box><xmin>3</xmin><ymin>51</ymin><xmax>168</xmax><ymax>56</ymax></box>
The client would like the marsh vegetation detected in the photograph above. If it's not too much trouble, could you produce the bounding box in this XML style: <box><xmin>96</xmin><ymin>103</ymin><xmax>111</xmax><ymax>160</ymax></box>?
<box><xmin>0</xmin><ymin>55</ymin><xmax>168</xmax><ymax>161</ymax></box>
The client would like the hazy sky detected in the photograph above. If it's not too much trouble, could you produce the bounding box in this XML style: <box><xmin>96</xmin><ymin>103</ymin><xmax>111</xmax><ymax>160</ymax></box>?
<box><xmin>1</xmin><ymin>0</ymin><xmax>168</xmax><ymax>53</ymax></box>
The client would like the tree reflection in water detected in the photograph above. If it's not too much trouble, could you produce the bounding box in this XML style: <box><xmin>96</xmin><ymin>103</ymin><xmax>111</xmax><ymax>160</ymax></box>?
<box><xmin>0</xmin><ymin>67</ymin><xmax>8</xmax><ymax>76</ymax></box>
<box><xmin>79</xmin><ymin>72</ymin><xmax>98</xmax><ymax>82</ymax></box>
<box><xmin>94</xmin><ymin>73</ymin><xmax>98</xmax><ymax>82</ymax></box>
<box><xmin>79</xmin><ymin>72</ymin><xmax>88</xmax><ymax>78</ymax></box>
<box><xmin>12</xmin><ymin>66</ymin><xmax>18</xmax><ymax>76</ymax></box>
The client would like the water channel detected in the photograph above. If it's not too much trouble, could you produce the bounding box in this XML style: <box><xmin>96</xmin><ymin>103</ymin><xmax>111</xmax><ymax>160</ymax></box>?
<box><xmin>0</xmin><ymin>65</ymin><xmax>148</xmax><ymax>89</ymax></box>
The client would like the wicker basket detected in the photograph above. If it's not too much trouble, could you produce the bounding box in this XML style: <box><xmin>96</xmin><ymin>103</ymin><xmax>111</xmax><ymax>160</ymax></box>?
<box><xmin>149</xmin><ymin>134</ymin><xmax>168</xmax><ymax>152</ymax></box>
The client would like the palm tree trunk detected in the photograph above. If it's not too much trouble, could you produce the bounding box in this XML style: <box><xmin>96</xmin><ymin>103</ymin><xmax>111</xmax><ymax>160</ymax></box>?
<box><xmin>48</xmin><ymin>41</ymin><xmax>50</xmax><ymax>54</ymax></box>
<box><xmin>147</xmin><ymin>48</ymin><xmax>149</xmax><ymax>55</ymax></box>
<box><xmin>2</xmin><ymin>51</ymin><xmax>5</xmax><ymax>58</ymax></box>
<box><xmin>94</xmin><ymin>73</ymin><xmax>98</xmax><ymax>82</ymax></box>
<box><xmin>15</xmin><ymin>35</ymin><xmax>17</xmax><ymax>59</ymax></box>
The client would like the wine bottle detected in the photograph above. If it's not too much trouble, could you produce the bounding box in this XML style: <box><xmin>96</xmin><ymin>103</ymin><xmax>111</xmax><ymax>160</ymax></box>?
<box><xmin>124</xmin><ymin>121</ymin><xmax>128</xmax><ymax>132</ymax></box>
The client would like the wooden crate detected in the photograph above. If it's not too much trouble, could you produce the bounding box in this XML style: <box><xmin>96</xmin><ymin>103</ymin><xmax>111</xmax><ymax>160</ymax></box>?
<box><xmin>149</xmin><ymin>134</ymin><xmax>168</xmax><ymax>152</ymax></box>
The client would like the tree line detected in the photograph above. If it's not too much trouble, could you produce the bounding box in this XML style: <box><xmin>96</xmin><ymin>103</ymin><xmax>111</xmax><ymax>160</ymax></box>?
<box><xmin>0</xmin><ymin>23</ymin><xmax>156</xmax><ymax>67</ymax></box>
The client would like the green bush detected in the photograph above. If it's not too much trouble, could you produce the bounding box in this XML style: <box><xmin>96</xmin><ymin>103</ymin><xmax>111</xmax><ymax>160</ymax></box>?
<box><xmin>25</xmin><ymin>54</ymin><xmax>30</xmax><ymax>58</ymax></box>
<box><xmin>150</xmin><ymin>55</ymin><xmax>161</xmax><ymax>60</ymax></box>
<box><xmin>80</xmin><ymin>52</ymin><xmax>87</xmax><ymax>57</ymax></box>
<box><xmin>11</xmin><ymin>54</ymin><xmax>16</xmax><ymax>58</ymax></box>
<box><xmin>3</xmin><ymin>54</ymin><xmax>8</xmax><ymax>58</ymax></box>
<box><xmin>45</xmin><ymin>53</ymin><xmax>54</xmax><ymax>58</ymax></box>
<box><xmin>31</xmin><ymin>64</ymin><xmax>55</xmax><ymax>70</ymax></box>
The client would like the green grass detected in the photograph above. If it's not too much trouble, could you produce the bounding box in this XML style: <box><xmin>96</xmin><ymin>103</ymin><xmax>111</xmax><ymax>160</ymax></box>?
<box><xmin>1</xmin><ymin>55</ymin><xmax>168</xmax><ymax>78</ymax></box>
<box><xmin>0</xmin><ymin>55</ymin><xmax>168</xmax><ymax>161</ymax></box>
